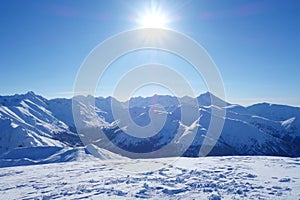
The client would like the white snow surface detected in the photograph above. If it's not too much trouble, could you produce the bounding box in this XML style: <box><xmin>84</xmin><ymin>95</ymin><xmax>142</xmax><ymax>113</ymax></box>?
<box><xmin>0</xmin><ymin>156</ymin><xmax>299</xmax><ymax>199</ymax></box>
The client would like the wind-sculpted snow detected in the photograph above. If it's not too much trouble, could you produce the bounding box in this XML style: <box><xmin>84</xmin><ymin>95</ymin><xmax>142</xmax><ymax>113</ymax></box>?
<box><xmin>0</xmin><ymin>156</ymin><xmax>299</xmax><ymax>199</ymax></box>
<box><xmin>0</xmin><ymin>91</ymin><xmax>300</xmax><ymax>161</ymax></box>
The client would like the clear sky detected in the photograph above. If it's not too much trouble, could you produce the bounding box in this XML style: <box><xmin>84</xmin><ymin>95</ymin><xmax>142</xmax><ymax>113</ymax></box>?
<box><xmin>0</xmin><ymin>0</ymin><xmax>299</xmax><ymax>106</ymax></box>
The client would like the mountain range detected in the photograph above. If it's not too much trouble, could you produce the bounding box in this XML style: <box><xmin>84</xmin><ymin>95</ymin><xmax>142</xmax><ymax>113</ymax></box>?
<box><xmin>0</xmin><ymin>91</ymin><xmax>299</xmax><ymax>166</ymax></box>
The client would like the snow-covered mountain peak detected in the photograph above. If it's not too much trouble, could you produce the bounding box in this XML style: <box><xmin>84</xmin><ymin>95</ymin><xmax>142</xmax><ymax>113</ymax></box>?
<box><xmin>197</xmin><ymin>91</ymin><xmax>228</xmax><ymax>107</ymax></box>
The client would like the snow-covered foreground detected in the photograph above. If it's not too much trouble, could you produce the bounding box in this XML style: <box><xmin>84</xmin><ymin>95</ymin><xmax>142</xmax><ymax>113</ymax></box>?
<box><xmin>0</xmin><ymin>156</ymin><xmax>299</xmax><ymax>199</ymax></box>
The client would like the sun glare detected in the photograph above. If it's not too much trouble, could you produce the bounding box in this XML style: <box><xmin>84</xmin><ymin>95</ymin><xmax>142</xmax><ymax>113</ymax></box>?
<box><xmin>135</xmin><ymin>2</ymin><xmax>170</xmax><ymax>29</ymax></box>
<box><xmin>138</xmin><ymin>12</ymin><xmax>168</xmax><ymax>28</ymax></box>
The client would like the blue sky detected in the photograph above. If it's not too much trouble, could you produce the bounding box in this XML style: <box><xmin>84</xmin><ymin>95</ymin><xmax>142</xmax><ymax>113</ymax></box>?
<box><xmin>0</xmin><ymin>0</ymin><xmax>299</xmax><ymax>106</ymax></box>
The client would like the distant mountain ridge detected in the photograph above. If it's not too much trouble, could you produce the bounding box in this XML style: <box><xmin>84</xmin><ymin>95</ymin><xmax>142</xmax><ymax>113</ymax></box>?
<box><xmin>0</xmin><ymin>91</ymin><xmax>299</xmax><ymax>165</ymax></box>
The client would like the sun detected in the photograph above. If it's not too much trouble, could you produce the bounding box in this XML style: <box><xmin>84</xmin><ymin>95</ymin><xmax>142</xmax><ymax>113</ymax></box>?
<box><xmin>135</xmin><ymin>2</ymin><xmax>170</xmax><ymax>29</ymax></box>
<box><xmin>138</xmin><ymin>12</ymin><xmax>168</xmax><ymax>28</ymax></box>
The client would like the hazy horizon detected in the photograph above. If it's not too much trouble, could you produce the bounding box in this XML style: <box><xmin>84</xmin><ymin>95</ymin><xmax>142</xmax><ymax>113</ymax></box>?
<box><xmin>1</xmin><ymin>90</ymin><xmax>300</xmax><ymax>107</ymax></box>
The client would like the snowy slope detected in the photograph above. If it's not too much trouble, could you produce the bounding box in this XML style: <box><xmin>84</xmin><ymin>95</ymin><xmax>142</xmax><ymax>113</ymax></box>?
<box><xmin>0</xmin><ymin>144</ymin><xmax>126</xmax><ymax>168</ymax></box>
<box><xmin>0</xmin><ymin>156</ymin><xmax>299</xmax><ymax>199</ymax></box>
<box><xmin>0</xmin><ymin>92</ymin><xmax>81</xmax><ymax>155</ymax></box>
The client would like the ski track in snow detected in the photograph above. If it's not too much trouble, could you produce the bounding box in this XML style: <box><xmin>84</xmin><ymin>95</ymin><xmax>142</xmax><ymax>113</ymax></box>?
<box><xmin>0</xmin><ymin>156</ymin><xmax>299</xmax><ymax>199</ymax></box>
